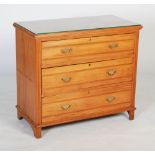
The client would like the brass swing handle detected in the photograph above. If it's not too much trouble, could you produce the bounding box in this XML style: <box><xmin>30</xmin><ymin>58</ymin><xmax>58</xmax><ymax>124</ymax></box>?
<box><xmin>61</xmin><ymin>104</ymin><xmax>71</xmax><ymax>110</ymax></box>
<box><xmin>108</xmin><ymin>43</ymin><xmax>118</xmax><ymax>49</ymax></box>
<box><xmin>61</xmin><ymin>77</ymin><xmax>72</xmax><ymax>83</ymax></box>
<box><xmin>61</xmin><ymin>48</ymin><xmax>72</xmax><ymax>54</ymax></box>
<box><xmin>106</xmin><ymin>69</ymin><xmax>117</xmax><ymax>76</ymax></box>
<box><xmin>106</xmin><ymin>96</ymin><xmax>116</xmax><ymax>103</ymax></box>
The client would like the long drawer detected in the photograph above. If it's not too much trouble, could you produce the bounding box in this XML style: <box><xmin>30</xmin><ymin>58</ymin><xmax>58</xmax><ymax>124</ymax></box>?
<box><xmin>42</xmin><ymin>102</ymin><xmax>131</xmax><ymax>124</ymax></box>
<box><xmin>42</xmin><ymin>34</ymin><xmax>135</xmax><ymax>68</ymax></box>
<box><xmin>42</xmin><ymin>88</ymin><xmax>132</xmax><ymax>119</ymax></box>
<box><xmin>42</xmin><ymin>57</ymin><xmax>133</xmax><ymax>95</ymax></box>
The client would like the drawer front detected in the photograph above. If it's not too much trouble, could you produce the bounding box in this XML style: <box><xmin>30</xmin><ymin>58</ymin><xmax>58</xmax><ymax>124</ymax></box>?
<box><xmin>42</xmin><ymin>34</ymin><xmax>135</xmax><ymax>68</ymax></box>
<box><xmin>42</xmin><ymin>58</ymin><xmax>133</xmax><ymax>92</ymax></box>
<box><xmin>42</xmin><ymin>34</ymin><xmax>135</xmax><ymax>48</ymax></box>
<box><xmin>42</xmin><ymin>102</ymin><xmax>131</xmax><ymax>124</ymax></box>
<box><xmin>42</xmin><ymin>89</ymin><xmax>132</xmax><ymax>118</ymax></box>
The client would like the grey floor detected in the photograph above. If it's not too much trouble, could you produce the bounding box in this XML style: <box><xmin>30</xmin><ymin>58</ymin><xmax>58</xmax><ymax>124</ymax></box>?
<box><xmin>0</xmin><ymin>72</ymin><xmax>155</xmax><ymax>151</ymax></box>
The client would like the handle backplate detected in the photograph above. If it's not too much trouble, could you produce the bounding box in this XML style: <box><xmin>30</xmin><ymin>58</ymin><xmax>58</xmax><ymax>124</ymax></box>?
<box><xmin>106</xmin><ymin>96</ymin><xmax>116</xmax><ymax>103</ymax></box>
<box><xmin>106</xmin><ymin>69</ymin><xmax>117</xmax><ymax>76</ymax></box>
<box><xmin>61</xmin><ymin>77</ymin><xmax>72</xmax><ymax>83</ymax></box>
<box><xmin>61</xmin><ymin>104</ymin><xmax>71</xmax><ymax>110</ymax></box>
<box><xmin>61</xmin><ymin>48</ymin><xmax>72</xmax><ymax>54</ymax></box>
<box><xmin>109</xmin><ymin>43</ymin><xmax>118</xmax><ymax>49</ymax></box>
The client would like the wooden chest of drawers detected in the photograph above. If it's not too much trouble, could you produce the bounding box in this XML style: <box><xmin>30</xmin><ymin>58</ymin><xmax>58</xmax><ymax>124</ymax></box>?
<box><xmin>13</xmin><ymin>15</ymin><xmax>142</xmax><ymax>138</ymax></box>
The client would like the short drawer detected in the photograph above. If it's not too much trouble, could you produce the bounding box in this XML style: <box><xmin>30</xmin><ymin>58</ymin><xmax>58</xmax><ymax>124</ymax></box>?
<box><xmin>42</xmin><ymin>89</ymin><xmax>132</xmax><ymax>118</ymax></box>
<box><xmin>42</xmin><ymin>58</ymin><xmax>133</xmax><ymax>92</ymax></box>
<box><xmin>42</xmin><ymin>34</ymin><xmax>135</xmax><ymax>68</ymax></box>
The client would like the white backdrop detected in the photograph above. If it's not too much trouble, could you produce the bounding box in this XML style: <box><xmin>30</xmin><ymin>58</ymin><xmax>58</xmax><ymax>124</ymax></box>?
<box><xmin>0</xmin><ymin>4</ymin><xmax>155</xmax><ymax>150</ymax></box>
<box><xmin>0</xmin><ymin>4</ymin><xmax>154</xmax><ymax>75</ymax></box>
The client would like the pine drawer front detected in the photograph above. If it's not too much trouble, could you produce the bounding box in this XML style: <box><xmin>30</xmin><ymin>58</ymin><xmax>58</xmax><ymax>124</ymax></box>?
<box><xmin>42</xmin><ymin>34</ymin><xmax>135</xmax><ymax>68</ymax></box>
<box><xmin>42</xmin><ymin>89</ymin><xmax>132</xmax><ymax>123</ymax></box>
<box><xmin>42</xmin><ymin>102</ymin><xmax>132</xmax><ymax>125</ymax></box>
<box><xmin>42</xmin><ymin>59</ymin><xmax>133</xmax><ymax>92</ymax></box>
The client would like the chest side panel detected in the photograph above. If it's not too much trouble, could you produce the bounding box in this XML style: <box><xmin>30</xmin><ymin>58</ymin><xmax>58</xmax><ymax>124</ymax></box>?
<box><xmin>16</xmin><ymin>28</ymin><xmax>41</xmax><ymax>125</ymax></box>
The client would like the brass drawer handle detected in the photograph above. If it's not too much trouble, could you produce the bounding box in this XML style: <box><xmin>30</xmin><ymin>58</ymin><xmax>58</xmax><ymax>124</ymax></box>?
<box><xmin>106</xmin><ymin>69</ymin><xmax>117</xmax><ymax>76</ymax></box>
<box><xmin>106</xmin><ymin>96</ymin><xmax>116</xmax><ymax>103</ymax></box>
<box><xmin>61</xmin><ymin>48</ymin><xmax>72</xmax><ymax>54</ymax></box>
<box><xmin>61</xmin><ymin>104</ymin><xmax>71</xmax><ymax>110</ymax></box>
<box><xmin>109</xmin><ymin>43</ymin><xmax>118</xmax><ymax>49</ymax></box>
<box><xmin>61</xmin><ymin>77</ymin><xmax>72</xmax><ymax>83</ymax></box>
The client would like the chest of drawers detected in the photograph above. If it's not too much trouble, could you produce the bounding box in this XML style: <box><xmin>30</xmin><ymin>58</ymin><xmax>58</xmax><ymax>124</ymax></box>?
<box><xmin>14</xmin><ymin>15</ymin><xmax>142</xmax><ymax>138</ymax></box>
